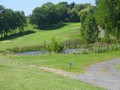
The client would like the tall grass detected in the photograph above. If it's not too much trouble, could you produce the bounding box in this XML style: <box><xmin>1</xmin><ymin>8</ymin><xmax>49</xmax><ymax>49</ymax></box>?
<box><xmin>70</xmin><ymin>44</ymin><xmax>120</xmax><ymax>54</ymax></box>
<box><xmin>7</xmin><ymin>44</ymin><xmax>44</xmax><ymax>53</ymax></box>
<box><xmin>63</xmin><ymin>38</ymin><xmax>120</xmax><ymax>54</ymax></box>
<box><xmin>64</xmin><ymin>38</ymin><xmax>82</xmax><ymax>49</ymax></box>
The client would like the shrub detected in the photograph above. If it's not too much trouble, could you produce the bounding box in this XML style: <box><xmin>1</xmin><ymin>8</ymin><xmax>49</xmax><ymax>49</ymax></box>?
<box><xmin>44</xmin><ymin>37</ymin><xmax>63</xmax><ymax>53</ymax></box>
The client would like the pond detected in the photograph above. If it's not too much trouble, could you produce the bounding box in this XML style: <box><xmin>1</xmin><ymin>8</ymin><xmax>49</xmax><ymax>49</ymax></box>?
<box><xmin>16</xmin><ymin>50</ymin><xmax>48</xmax><ymax>55</ymax></box>
<box><xmin>16</xmin><ymin>49</ymin><xmax>80</xmax><ymax>55</ymax></box>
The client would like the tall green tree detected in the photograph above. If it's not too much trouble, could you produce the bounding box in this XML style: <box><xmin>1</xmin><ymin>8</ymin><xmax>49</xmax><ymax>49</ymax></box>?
<box><xmin>14</xmin><ymin>11</ymin><xmax>27</xmax><ymax>32</ymax></box>
<box><xmin>30</xmin><ymin>2</ymin><xmax>61</xmax><ymax>28</ymax></box>
<box><xmin>81</xmin><ymin>14</ymin><xmax>99</xmax><ymax>44</ymax></box>
<box><xmin>0</xmin><ymin>5</ymin><xmax>27</xmax><ymax>38</ymax></box>
<box><xmin>56</xmin><ymin>2</ymin><xmax>69</xmax><ymax>21</ymax></box>
<box><xmin>68</xmin><ymin>9</ymin><xmax>80</xmax><ymax>22</ymax></box>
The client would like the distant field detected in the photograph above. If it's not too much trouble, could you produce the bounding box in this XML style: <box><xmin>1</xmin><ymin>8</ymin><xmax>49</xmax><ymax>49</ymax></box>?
<box><xmin>0</xmin><ymin>23</ymin><xmax>80</xmax><ymax>50</ymax></box>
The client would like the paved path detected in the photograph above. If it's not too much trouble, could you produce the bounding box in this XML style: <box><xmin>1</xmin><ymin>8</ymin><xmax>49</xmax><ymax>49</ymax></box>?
<box><xmin>41</xmin><ymin>58</ymin><xmax>120</xmax><ymax>90</ymax></box>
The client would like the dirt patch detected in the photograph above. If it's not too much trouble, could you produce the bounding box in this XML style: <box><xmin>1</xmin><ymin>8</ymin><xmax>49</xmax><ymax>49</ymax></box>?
<box><xmin>40</xmin><ymin>67</ymin><xmax>77</xmax><ymax>77</ymax></box>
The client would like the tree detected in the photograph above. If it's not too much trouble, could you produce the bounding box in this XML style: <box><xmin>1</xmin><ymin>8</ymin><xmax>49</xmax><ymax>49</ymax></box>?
<box><xmin>0</xmin><ymin>5</ymin><xmax>27</xmax><ymax>38</ymax></box>
<box><xmin>79</xmin><ymin>5</ymin><xmax>95</xmax><ymax>23</ymax></box>
<box><xmin>30</xmin><ymin>2</ymin><xmax>61</xmax><ymax>28</ymax></box>
<box><xmin>69</xmin><ymin>2</ymin><xmax>75</xmax><ymax>10</ymax></box>
<box><xmin>81</xmin><ymin>14</ymin><xmax>99</xmax><ymax>44</ymax></box>
<box><xmin>68</xmin><ymin>9</ymin><xmax>80</xmax><ymax>22</ymax></box>
<box><xmin>56</xmin><ymin>2</ymin><xmax>69</xmax><ymax>21</ymax></box>
<box><xmin>14</xmin><ymin>11</ymin><xmax>27</xmax><ymax>32</ymax></box>
<box><xmin>0</xmin><ymin>9</ymin><xmax>15</xmax><ymax>36</ymax></box>
<box><xmin>95</xmin><ymin>0</ymin><xmax>120</xmax><ymax>42</ymax></box>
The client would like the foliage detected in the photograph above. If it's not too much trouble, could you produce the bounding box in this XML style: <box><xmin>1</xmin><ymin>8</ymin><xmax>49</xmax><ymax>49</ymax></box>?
<box><xmin>95</xmin><ymin>0</ymin><xmax>120</xmax><ymax>42</ymax></box>
<box><xmin>44</xmin><ymin>37</ymin><xmax>64</xmax><ymax>53</ymax></box>
<box><xmin>30</xmin><ymin>2</ymin><xmax>95</xmax><ymax>28</ymax></box>
<box><xmin>30</xmin><ymin>2</ymin><xmax>63</xmax><ymax>28</ymax></box>
<box><xmin>56</xmin><ymin>2</ymin><xmax>69</xmax><ymax>22</ymax></box>
<box><xmin>81</xmin><ymin>14</ymin><xmax>99</xmax><ymax>44</ymax></box>
<box><xmin>79</xmin><ymin>5</ymin><xmax>96</xmax><ymax>44</ymax></box>
<box><xmin>68</xmin><ymin>9</ymin><xmax>80</xmax><ymax>22</ymax></box>
<box><xmin>0</xmin><ymin>5</ymin><xmax>27</xmax><ymax>38</ymax></box>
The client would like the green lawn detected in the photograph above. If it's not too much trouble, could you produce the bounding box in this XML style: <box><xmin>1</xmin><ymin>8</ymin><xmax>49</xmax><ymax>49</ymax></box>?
<box><xmin>0</xmin><ymin>51</ymin><xmax>119</xmax><ymax>90</ymax></box>
<box><xmin>0</xmin><ymin>65</ymin><xmax>104</xmax><ymax>90</ymax></box>
<box><xmin>0</xmin><ymin>54</ymin><xmax>108</xmax><ymax>90</ymax></box>
<box><xmin>1</xmin><ymin>51</ymin><xmax>120</xmax><ymax>74</ymax></box>
<box><xmin>0</xmin><ymin>23</ymin><xmax>80</xmax><ymax>50</ymax></box>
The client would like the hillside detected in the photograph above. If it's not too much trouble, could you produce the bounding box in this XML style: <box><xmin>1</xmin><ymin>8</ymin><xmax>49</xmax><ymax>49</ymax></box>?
<box><xmin>0</xmin><ymin>23</ymin><xmax>80</xmax><ymax>50</ymax></box>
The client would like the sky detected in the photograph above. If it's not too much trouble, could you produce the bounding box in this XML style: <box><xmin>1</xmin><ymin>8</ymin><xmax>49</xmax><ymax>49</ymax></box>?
<box><xmin>0</xmin><ymin>0</ymin><xmax>95</xmax><ymax>16</ymax></box>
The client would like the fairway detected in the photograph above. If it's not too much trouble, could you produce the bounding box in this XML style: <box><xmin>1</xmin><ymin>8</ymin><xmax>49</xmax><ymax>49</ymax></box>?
<box><xmin>0</xmin><ymin>23</ymin><xmax>80</xmax><ymax>50</ymax></box>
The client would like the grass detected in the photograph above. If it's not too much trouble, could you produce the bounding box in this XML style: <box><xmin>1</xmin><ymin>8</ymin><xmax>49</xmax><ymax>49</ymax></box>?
<box><xmin>0</xmin><ymin>23</ymin><xmax>81</xmax><ymax>50</ymax></box>
<box><xmin>0</xmin><ymin>63</ymin><xmax>104</xmax><ymax>90</ymax></box>
<box><xmin>0</xmin><ymin>22</ymin><xmax>119</xmax><ymax>89</ymax></box>
<box><xmin>0</xmin><ymin>51</ymin><xmax>119</xmax><ymax>90</ymax></box>
<box><xmin>115</xmin><ymin>64</ymin><xmax>120</xmax><ymax>70</ymax></box>
<box><xmin>1</xmin><ymin>51</ymin><xmax>120</xmax><ymax>73</ymax></box>
<box><xmin>0</xmin><ymin>54</ymin><xmax>107</xmax><ymax>90</ymax></box>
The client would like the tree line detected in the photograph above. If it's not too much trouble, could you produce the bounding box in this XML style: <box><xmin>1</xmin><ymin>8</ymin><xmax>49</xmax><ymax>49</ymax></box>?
<box><xmin>0</xmin><ymin>5</ymin><xmax>27</xmax><ymax>38</ymax></box>
<box><xmin>29</xmin><ymin>2</ymin><xmax>93</xmax><ymax>28</ymax></box>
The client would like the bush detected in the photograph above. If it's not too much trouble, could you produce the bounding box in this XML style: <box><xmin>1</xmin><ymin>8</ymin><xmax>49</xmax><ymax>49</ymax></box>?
<box><xmin>44</xmin><ymin>37</ymin><xmax>63</xmax><ymax>53</ymax></box>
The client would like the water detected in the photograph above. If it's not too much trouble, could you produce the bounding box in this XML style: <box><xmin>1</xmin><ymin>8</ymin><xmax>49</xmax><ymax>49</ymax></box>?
<box><xmin>17</xmin><ymin>50</ymin><xmax>48</xmax><ymax>55</ymax></box>
<box><xmin>16</xmin><ymin>49</ymin><xmax>80</xmax><ymax>55</ymax></box>
<box><xmin>64</xmin><ymin>48</ymin><xmax>79</xmax><ymax>54</ymax></box>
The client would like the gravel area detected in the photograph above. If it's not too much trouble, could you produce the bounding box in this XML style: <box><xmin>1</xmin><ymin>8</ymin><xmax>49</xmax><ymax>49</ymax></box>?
<box><xmin>41</xmin><ymin>58</ymin><xmax>120</xmax><ymax>90</ymax></box>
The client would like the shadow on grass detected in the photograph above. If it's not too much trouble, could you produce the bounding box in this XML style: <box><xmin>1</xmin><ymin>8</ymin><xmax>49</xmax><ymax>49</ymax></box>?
<box><xmin>0</xmin><ymin>30</ymin><xmax>36</xmax><ymax>41</ymax></box>
<box><xmin>39</xmin><ymin>23</ymin><xmax>68</xmax><ymax>30</ymax></box>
